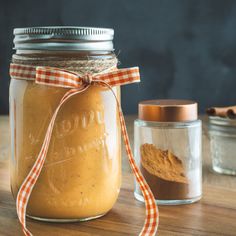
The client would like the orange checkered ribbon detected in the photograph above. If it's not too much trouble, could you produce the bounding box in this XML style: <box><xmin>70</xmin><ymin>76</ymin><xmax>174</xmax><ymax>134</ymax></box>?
<box><xmin>10</xmin><ymin>63</ymin><xmax>159</xmax><ymax>236</ymax></box>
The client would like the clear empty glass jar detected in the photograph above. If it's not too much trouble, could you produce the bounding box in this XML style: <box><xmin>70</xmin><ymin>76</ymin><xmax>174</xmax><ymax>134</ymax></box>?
<box><xmin>134</xmin><ymin>100</ymin><xmax>202</xmax><ymax>205</ymax></box>
<box><xmin>208</xmin><ymin>116</ymin><xmax>236</xmax><ymax>175</ymax></box>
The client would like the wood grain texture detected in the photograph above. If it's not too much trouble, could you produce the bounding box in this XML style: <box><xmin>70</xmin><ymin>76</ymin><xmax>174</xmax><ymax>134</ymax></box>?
<box><xmin>1</xmin><ymin>115</ymin><xmax>236</xmax><ymax>236</ymax></box>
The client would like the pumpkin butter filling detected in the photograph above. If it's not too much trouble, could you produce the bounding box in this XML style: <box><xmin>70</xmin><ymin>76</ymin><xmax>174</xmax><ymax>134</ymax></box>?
<box><xmin>10</xmin><ymin>81</ymin><xmax>121</xmax><ymax>220</ymax></box>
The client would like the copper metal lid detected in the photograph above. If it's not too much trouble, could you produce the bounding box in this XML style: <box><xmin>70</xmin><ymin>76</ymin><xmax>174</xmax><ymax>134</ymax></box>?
<box><xmin>139</xmin><ymin>99</ymin><xmax>198</xmax><ymax>122</ymax></box>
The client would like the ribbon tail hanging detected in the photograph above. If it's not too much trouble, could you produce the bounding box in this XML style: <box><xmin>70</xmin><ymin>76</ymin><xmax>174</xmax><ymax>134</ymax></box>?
<box><xmin>16</xmin><ymin>86</ymin><xmax>89</xmax><ymax>236</ymax></box>
<box><xmin>98</xmin><ymin>80</ymin><xmax>159</xmax><ymax>236</ymax></box>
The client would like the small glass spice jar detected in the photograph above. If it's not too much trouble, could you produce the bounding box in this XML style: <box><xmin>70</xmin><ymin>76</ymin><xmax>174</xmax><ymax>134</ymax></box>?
<box><xmin>208</xmin><ymin>116</ymin><xmax>236</xmax><ymax>175</ymax></box>
<box><xmin>134</xmin><ymin>100</ymin><xmax>202</xmax><ymax>205</ymax></box>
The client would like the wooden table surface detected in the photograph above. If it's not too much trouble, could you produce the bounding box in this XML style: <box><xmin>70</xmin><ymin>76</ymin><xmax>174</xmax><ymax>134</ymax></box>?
<box><xmin>1</xmin><ymin>115</ymin><xmax>236</xmax><ymax>236</ymax></box>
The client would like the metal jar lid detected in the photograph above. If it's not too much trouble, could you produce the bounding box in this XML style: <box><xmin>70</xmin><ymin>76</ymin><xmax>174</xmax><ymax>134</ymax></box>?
<box><xmin>13</xmin><ymin>26</ymin><xmax>114</xmax><ymax>51</ymax></box>
<box><xmin>209</xmin><ymin>116</ymin><xmax>236</xmax><ymax>127</ymax></box>
<box><xmin>139</xmin><ymin>99</ymin><xmax>198</xmax><ymax>122</ymax></box>
<box><xmin>208</xmin><ymin>116</ymin><xmax>236</xmax><ymax>135</ymax></box>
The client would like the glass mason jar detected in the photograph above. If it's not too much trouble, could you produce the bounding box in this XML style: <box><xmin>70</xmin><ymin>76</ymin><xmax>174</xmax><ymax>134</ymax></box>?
<box><xmin>208</xmin><ymin>116</ymin><xmax>236</xmax><ymax>175</ymax></box>
<box><xmin>134</xmin><ymin>100</ymin><xmax>202</xmax><ymax>205</ymax></box>
<box><xmin>9</xmin><ymin>27</ymin><xmax>121</xmax><ymax>221</ymax></box>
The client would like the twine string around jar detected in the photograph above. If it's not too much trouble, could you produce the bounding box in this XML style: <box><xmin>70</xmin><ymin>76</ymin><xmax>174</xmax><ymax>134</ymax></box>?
<box><xmin>10</xmin><ymin>60</ymin><xmax>159</xmax><ymax>236</ymax></box>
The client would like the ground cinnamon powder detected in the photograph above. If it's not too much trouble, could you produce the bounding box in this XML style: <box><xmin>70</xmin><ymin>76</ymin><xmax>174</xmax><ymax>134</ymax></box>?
<box><xmin>140</xmin><ymin>143</ymin><xmax>191</xmax><ymax>200</ymax></box>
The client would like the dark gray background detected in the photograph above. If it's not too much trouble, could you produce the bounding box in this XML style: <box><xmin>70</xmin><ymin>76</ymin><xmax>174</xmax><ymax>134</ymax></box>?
<box><xmin>1</xmin><ymin>0</ymin><xmax>236</xmax><ymax>114</ymax></box>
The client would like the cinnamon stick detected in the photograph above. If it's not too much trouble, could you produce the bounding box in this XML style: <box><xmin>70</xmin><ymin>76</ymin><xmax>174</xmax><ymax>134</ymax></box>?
<box><xmin>206</xmin><ymin>106</ymin><xmax>236</xmax><ymax>119</ymax></box>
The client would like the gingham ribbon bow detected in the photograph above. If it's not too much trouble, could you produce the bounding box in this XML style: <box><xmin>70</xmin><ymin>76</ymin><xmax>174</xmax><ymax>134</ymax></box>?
<box><xmin>10</xmin><ymin>64</ymin><xmax>159</xmax><ymax>236</ymax></box>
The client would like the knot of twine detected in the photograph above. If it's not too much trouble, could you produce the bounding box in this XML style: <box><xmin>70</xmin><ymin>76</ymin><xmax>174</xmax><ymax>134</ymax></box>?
<box><xmin>82</xmin><ymin>74</ymin><xmax>93</xmax><ymax>84</ymax></box>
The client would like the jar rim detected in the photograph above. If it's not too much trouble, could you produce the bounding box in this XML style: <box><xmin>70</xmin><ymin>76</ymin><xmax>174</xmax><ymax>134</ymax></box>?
<box><xmin>209</xmin><ymin>116</ymin><xmax>236</xmax><ymax>127</ymax></box>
